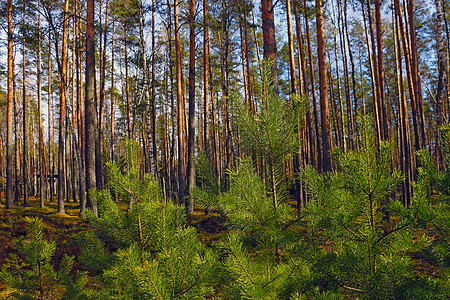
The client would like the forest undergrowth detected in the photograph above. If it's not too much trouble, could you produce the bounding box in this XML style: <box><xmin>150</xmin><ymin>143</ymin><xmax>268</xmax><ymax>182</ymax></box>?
<box><xmin>0</xmin><ymin>179</ymin><xmax>447</xmax><ymax>299</ymax></box>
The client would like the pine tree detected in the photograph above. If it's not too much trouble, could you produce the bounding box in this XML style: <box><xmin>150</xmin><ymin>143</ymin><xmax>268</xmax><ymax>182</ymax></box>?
<box><xmin>193</xmin><ymin>63</ymin><xmax>309</xmax><ymax>298</ymax></box>
<box><xmin>79</xmin><ymin>141</ymin><xmax>216</xmax><ymax>299</ymax></box>
<box><xmin>232</xmin><ymin>60</ymin><xmax>306</xmax><ymax>210</ymax></box>
<box><xmin>415</xmin><ymin>126</ymin><xmax>450</xmax><ymax>277</ymax></box>
<box><xmin>0</xmin><ymin>218</ymin><xmax>90</xmax><ymax>300</ymax></box>
<box><xmin>301</xmin><ymin>118</ymin><xmax>447</xmax><ymax>298</ymax></box>
<box><xmin>215</xmin><ymin>160</ymin><xmax>301</xmax><ymax>298</ymax></box>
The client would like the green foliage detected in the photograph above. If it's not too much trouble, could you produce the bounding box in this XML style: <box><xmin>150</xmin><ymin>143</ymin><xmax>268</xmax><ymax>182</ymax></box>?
<box><xmin>80</xmin><ymin>140</ymin><xmax>215</xmax><ymax>299</ymax></box>
<box><xmin>192</xmin><ymin>152</ymin><xmax>223</xmax><ymax>212</ymax></box>
<box><xmin>192</xmin><ymin>59</ymin><xmax>312</xmax><ymax>297</ymax></box>
<box><xmin>218</xmin><ymin>232</ymin><xmax>294</xmax><ymax>299</ymax></box>
<box><xmin>232</xmin><ymin>59</ymin><xmax>306</xmax><ymax>205</ymax></box>
<box><xmin>409</xmin><ymin>125</ymin><xmax>450</xmax><ymax>294</ymax></box>
<box><xmin>0</xmin><ymin>218</ymin><xmax>90</xmax><ymax>300</ymax></box>
<box><xmin>196</xmin><ymin>159</ymin><xmax>308</xmax><ymax>299</ymax></box>
<box><xmin>219</xmin><ymin>160</ymin><xmax>292</xmax><ymax>245</ymax></box>
<box><xmin>301</xmin><ymin>118</ymin><xmax>445</xmax><ymax>298</ymax></box>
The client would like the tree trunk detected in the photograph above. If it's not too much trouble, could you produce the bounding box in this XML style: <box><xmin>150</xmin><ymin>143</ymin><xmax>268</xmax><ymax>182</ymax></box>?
<box><xmin>151</xmin><ymin>0</ymin><xmax>157</xmax><ymax>178</ymax></box>
<box><xmin>111</xmin><ymin>20</ymin><xmax>116</xmax><ymax>163</ymax></box>
<box><xmin>203</xmin><ymin>0</ymin><xmax>210</xmax><ymax>158</ymax></box>
<box><xmin>394</xmin><ymin>1</ymin><xmax>412</xmax><ymax>206</ymax></box>
<box><xmin>261</xmin><ymin>0</ymin><xmax>278</xmax><ymax>89</ymax></box>
<box><xmin>408</xmin><ymin>0</ymin><xmax>426</xmax><ymax>150</ymax></box>
<box><xmin>304</xmin><ymin>0</ymin><xmax>322</xmax><ymax>171</ymax></box>
<box><xmin>294</xmin><ymin>0</ymin><xmax>314</xmax><ymax>166</ymax></box>
<box><xmin>364</xmin><ymin>0</ymin><xmax>382</xmax><ymax>147</ymax></box>
<box><xmin>98</xmin><ymin>0</ymin><xmax>110</xmax><ymax>190</ymax></box>
<box><xmin>22</xmin><ymin>0</ymin><xmax>28</xmax><ymax>206</ymax></box>
<box><xmin>57</xmin><ymin>0</ymin><xmax>70</xmax><ymax>214</ymax></box>
<box><xmin>71</xmin><ymin>8</ymin><xmax>78</xmax><ymax>203</ymax></box>
<box><xmin>186</xmin><ymin>0</ymin><xmax>196</xmax><ymax>216</ymax></box>
<box><xmin>395</xmin><ymin>0</ymin><xmax>419</xmax><ymax>155</ymax></box>
<box><xmin>242</xmin><ymin>3</ymin><xmax>254</xmax><ymax>111</ymax></box>
<box><xmin>6</xmin><ymin>0</ymin><xmax>14</xmax><ymax>209</ymax></box>
<box><xmin>175</xmin><ymin>0</ymin><xmax>186</xmax><ymax>205</ymax></box>
<box><xmin>14</xmin><ymin>60</ymin><xmax>20</xmax><ymax>206</ymax></box>
<box><xmin>435</xmin><ymin>0</ymin><xmax>446</xmax><ymax>168</ymax></box>
<box><xmin>315</xmin><ymin>0</ymin><xmax>333</xmax><ymax>172</ymax></box>
<box><xmin>48</xmin><ymin>35</ymin><xmax>54</xmax><ymax>202</ymax></box>
<box><xmin>338</xmin><ymin>0</ymin><xmax>355</xmax><ymax>150</ymax></box>
<box><xmin>85</xmin><ymin>0</ymin><xmax>98</xmax><ymax>216</ymax></box>
<box><xmin>38</xmin><ymin>0</ymin><xmax>45</xmax><ymax>208</ymax></box>
<box><xmin>375</xmin><ymin>0</ymin><xmax>389</xmax><ymax>141</ymax></box>
<box><xmin>286</xmin><ymin>0</ymin><xmax>302</xmax><ymax>209</ymax></box>
<box><xmin>125</xmin><ymin>36</ymin><xmax>131</xmax><ymax>140</ymax></box>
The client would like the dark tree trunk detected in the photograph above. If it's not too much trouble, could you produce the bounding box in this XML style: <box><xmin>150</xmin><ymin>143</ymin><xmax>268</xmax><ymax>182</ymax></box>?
<box><xmin>186</xmin><ymin>0</ymin><xmax>196</xmax><ymax>216</ymax></box>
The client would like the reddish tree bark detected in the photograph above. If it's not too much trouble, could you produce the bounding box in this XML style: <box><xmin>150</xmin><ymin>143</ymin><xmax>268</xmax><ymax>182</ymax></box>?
<box><xmin>261</xmin><ymin>0</ymin><xmax>278</xmax><ymax>88</ymax></box>
<box><xmin>315</xmin><ymin>0</ymin><xmax>333</xmax><ymax>172</ymax></box>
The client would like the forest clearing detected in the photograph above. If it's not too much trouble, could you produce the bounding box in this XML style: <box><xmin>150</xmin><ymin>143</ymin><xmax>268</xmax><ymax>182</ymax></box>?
<box><xmin>1</xmin><ymin>0</ymin><xmax>450</xmax><ymax>298</ymax></box>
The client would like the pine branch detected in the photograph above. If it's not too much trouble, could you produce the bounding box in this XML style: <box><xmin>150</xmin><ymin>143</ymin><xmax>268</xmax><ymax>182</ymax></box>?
<box><xmin>179</xmin><ymin>261</ymin><xmax>205</xmax><ymax>296</ymax></box>
<box><xmin>226</xmin><ymin>238</ymin><xmax>256</xmax><ymax>286</ymax></box>
<box><xmin>143</xmin><ymin>260</ymin><xmax>164</xmax><ymax>300</ymax></box>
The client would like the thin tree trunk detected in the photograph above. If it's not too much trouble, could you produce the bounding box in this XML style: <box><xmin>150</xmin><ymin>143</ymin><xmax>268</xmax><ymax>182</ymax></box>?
<box><xmin>294</xmin><ymin>0</ymin><xmax>314</xmax><ymax>165</ymax></box>
<box><xmin>364</xmin><ymin>0</ymin><xmax>382</xmax><ymax>147</ymax></box>
<box><xmin>38</xmin><ymin>0</ymin><xmax>45</xmax><ymax>208</ymax></box>
<box><xmin>22</xmin><ymin>0</ymin><xmax>28</xmax><ymax>206</ymax></box>
<box><xmin>242</xmin><ymin>3</ymin><xmax>254</xmax><ymax>111</ymax></box>
<box><xmin>85</xmin><ymin>0</ymin><xmax>98</xmax><ymax>215</ymax></box>
<box><xmin>97</xmin><ymin>0</ymin><xmax>110</xmax><ymax>190</ymax></box>
<box><xmin>111</xmin><ymin>19</ymin><xmax>116</xmax><ymax>162</ymax></box>
<box><xmin>344</xmin><ymin>0</ymin><xmax>358</xmax><ymax>123</ymax></box>
<box><xmin>76</xmin><ymin>0</ymin><xmax>84</xmax><ymax>160</ymax></box>
<box><xmin>14</xmin><ymin>58</ymin><xmax>20</xmax><ymax>206</ymax></box>
<box><xmin>203</xmin><ymin>0</ymin><xmax>210</xmax><ymax>158</ymax></box>
<box><xmin>435</xmin><ymin>0</ymin><xmax>446</xmax><ymax>168</ymax></box>
<box><xmin>6</xmin><ymin>0</ymin><xmax>14</xmax><ymax>208</ymax></box>
<box><xmin>175</xmin><ymin>0</ymin><xmax>185</xmax><ymax>205</ymax></box>
<box><xmin>394</xmin><ymin>0</ymin><xmax>412</xmax><ymax>206</ymax></box>
<box><xmin>57</xmin><ymin>0</ymin><xmax>70</xmax><ymax>214</ymax></box>
<box><xmin>375</xmin><ymin>0</ymin><xmax>389</xmax><ymax>141</ymax></box>
<box><xmin>395</xmin><ymin>0</ymin><xmax>419</xmax><ymax>154</ymax></box>
<box><xmin>48</xmin><ymin>34</ymin><xmax>54</xmax><ymax>202</ymax></box>
<box><xmin>286</xmin><ymin>0</ymin><xmax>302</xmax><ymax>210</ymax></box>
<box><xmin>339</xmin><ymin>0</ymin><xmax>355</xmax><ymax>150</ymax></box>
<box><xmin>151</xmin><ymin>0</ymin><xmax>157</xmax><ymax>178</ymax></box>
<box><xmin>304</xmin><ymin>0</ymin><xmax>322</xmax><ymax>171</ymax></box>
<box><xmin>125</xmin><ymin>35</ymin><xmax>131</xmax><ymax>140</ymax></box>
<box><xmin>71</xmin><ymin>9</ymin><xmax>78</xmax><ymax>203</ymax></box>
<box><xmin>186</xmin><ymin>0</ymin><xmax>196</xmax><ymax>216</ymax></box>
<box><xmin>408</xmin><ymin>0</ymin><xmax>426</xmax><ymax>150</ymax></box>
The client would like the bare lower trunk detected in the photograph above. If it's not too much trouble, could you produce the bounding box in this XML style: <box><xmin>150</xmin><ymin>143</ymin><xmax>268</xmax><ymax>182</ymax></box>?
<box><xmin>186</xmin><ymin>0</ymin><xmax>196</xmax><ymax>216</ymax></box>
<box><xmin>85</xmin><ymin>0</ymin><xmax>98</xmax><ymax>216</ymax></box>
<box><xmin>6</xmin><ymin>0</ymin><xmax>14</xmax><ymax>208</ymax></box>
<box><xmin>315</xmin><ymin>0</ymin><xmax>332</xmax><ymax>172</ymax></box>
<box><xmin>175</xmin><ymin>0</ymin><xmax>186</xmax><ymax>205</ymax></box>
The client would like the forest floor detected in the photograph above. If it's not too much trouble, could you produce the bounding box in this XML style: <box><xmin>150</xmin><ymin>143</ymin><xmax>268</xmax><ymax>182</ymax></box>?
<box><xmin>0</xmin><ymin>193</ymin><xmax>444</xmax><ymax>296</ymax></box>
<box><xmin>0</xmin><ymin>193</ymin><xmax>229</xmax><ymax>295</ymax></box>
